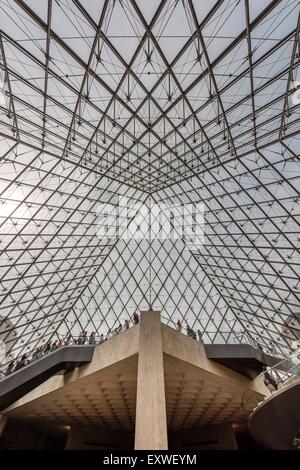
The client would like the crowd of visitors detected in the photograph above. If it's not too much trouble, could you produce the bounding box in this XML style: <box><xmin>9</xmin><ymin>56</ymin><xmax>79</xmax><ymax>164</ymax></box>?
<box><xmin>176</xmin><ymin>321</ymin><xmax>284</xmax><ymax>393</ymax></box>
<box><xmin>176</xmin><ymin>319</ymin><xmax>203</xmax><ymax>343</ymax></box>
<box><xmin>2</xmin><ymin>315</ymin><xmax>140</xmax><ymax>379</ymax></box>
<box><xmin>1</xmin><ymin>311</ymin><xmax>295</xmax><ymax>396</ymax></box>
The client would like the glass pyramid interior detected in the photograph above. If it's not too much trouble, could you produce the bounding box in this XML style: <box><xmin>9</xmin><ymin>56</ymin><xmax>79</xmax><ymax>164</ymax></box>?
<box><xmin>0</xmin><ymin>0</ymin><xmax>299</xmax><ymax>367</ymax></box>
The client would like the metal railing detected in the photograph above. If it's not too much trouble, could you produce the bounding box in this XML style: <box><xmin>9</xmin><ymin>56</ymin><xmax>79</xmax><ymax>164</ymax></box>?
<box><xmin>160</xmin><ymin>315</ymin><xmax>275</xmax><ymax>352</ymax></box>
<box><xmin>241</xmin><ymin>351</ymin><xmax>300</xmax><ymax>417</ymax></box>
<box><xmin>0</xmin><ymin>319</ymin><xmax>137</xmax><ymax>379</ymax></box>
<box><xmin>1</xmin><ymin>312</ymin><xmax>291</xmax><ymax>382</ymax></box>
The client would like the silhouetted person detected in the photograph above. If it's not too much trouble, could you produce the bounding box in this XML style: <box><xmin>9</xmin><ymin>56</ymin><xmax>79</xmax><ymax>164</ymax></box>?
<box><xmin>268</xmin><ymin>340</ymin><xmax>275</xmax><ymax>355</ymax></box>
<box><xmin>133</xmin><ymin>312</ymin><xmax>139</xmax><ymax>325</ymax></box>
<box><xmin>34</xmin><ymin>347</ymin><xmax>41</xmax><ymax>360</ymax></box>
<box><xmin>125</xmin><ymin>319</ymin><xmax>129</xmax><ymax>329</ymax></box>
<box><xmin>82</xmin><ymin>331</ymin><xmax>87</xmax><ymax>344</ymax></box>
<box><xmin>106</xmin><ymin>328</ymin><xmax>112</xmax><ymax>340</ymax></box>
<box><xmin>15</xmin><ymin>354</ymin><xmax>28</xmax><ymax>371</ymax></box>
<box><xmin>176</xmin><ymin>319</ymin><xmax>182</xmax><ymax>332</ymax></box>
<box><xmin>14</xmin><ymin>360</ymin><xmax>22</xmax><ymax>371</ymax></box>
<box><xmin>89</xmin><ymin>332</ymin><xmax>96</xmax><ymax>345</ymax></box>
<box><xmin>43</xmin><ymin>343</ymin><xmax>51</xmax><ymax>355</ymax></box>
<box><xmin>257</xmin><ymin>342</ymin><xmax>264</xmax><ymax>353</ymax></box>
<box><xmin>197</xmin><ymin>329</ymin><xmax>203</xmax><ymax>343</ymax></box>
<box><xmin>77</xmin><ymin>331</ymin><xmax>84</xmax><ymax>345</ymax></box>
<box><xmin>5</xmin><ymin>360</ymin><xmax>15</xmax><ymax>376</ymax></box>
<box><xmin>263</xmin><ymin>366</ymin><xmax>278</xmax><ymax>392</ymax></box>
<box><xmin>65</xmin><ymin>334</ymin><xmax>72</xmax><ymax>345</ymax></box>
<box><xmin>186</xmin><ymin>324</ymin><xmax>192</xmax><ymax>337</ymax></box>
<box><xmin>31</xmin><ymin>349</ymin><xmax>38</xmax><ymax>362</ymax></box>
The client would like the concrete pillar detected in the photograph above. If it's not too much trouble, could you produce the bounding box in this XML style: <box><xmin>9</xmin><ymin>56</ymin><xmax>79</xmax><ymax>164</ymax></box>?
<box><xmin>0</xmin><ymin>414</ymin><xmax>7</xmax><ymax>437</ymax></box>
<box><xmin>65</xmin><ymin>426</ymin><xmax>81</xmax><ymax>450</ymax></box>
<box><xmin>134</xmin><ymin>310</ymin><xmax>168</xmax><ymax>450</ymax></box>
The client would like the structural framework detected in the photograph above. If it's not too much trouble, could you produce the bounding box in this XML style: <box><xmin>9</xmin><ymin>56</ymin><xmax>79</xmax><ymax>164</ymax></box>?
<box><xmin>0</xmin><ymin>0</ymin><xmax>299</xmax><ymax>366</ymax></box>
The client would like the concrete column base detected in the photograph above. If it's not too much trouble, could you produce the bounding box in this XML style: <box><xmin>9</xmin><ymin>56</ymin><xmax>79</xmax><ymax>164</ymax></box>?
<box><xmin>0</xmin><ymin>415</ymin><xmax>7</xmax><ymax>437</ymax></box>
<box><xmin>134</xmin><ymin>310</ymin><xmax>168</xmax><ymax>450</ymax></box>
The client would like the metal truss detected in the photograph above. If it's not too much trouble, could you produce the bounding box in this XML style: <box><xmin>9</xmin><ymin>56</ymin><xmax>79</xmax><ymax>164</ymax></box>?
<box><xmin>0</xmin><ymin>0</ymin><xmax>299</xmax><ymax>364</ymax></box>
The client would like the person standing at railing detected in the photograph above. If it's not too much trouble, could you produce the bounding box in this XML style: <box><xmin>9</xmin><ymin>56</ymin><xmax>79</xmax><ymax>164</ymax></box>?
<box><xmin>268</xmin><ymin>340</ymin><xmax>275</xmax><ymax>355</ymax></box>
<box><xmin>37</xmin><ymin>346</ymin><xmax>43</xmax><ymax>359</ymax></box>
<box><xmin>33</xmin><ymin>346</ymin><xmax>41</xmax><ymax>361</ymax></box>
<box><xmin>83</xmin><ymin>331</ymin><xmax>88</xmax><ymax>344</ymax></box>
<box><xmin>133</xmin><ymin>312</ymin><xmax>139</xmax><ymax>325</ymax></box>
<box><xmin>4</xmin><ymin>360</ymin><xmax>15</xmax><ymax>376</ymax></box>
<box><xmin>77</xmin><ymin>331</ymin><xmax>87</xmax><ymax>345</ymax></box>
<box><xmin>76</xmin><ymin>332</ymin><xmax>83</xmax><ymax>345</ymax></box>
<box><xmin>89</xmin><ymin>332</ymin><xmax>96</xmax><ymax>345</ymax></box>
<box><xmin>197</xmin><ymin>329</ymin><xmax>203</xmax><ymax>344</ymax></box>
<box><xmin>186</xmin><ymin>323</ymin><xmax>192</xmax><ymax>337</ymax></box>
<box><xmin>263</xmin><ymin>365</ymin><xmax>278</xmax><ymax>392</ymax></box>
<box><xmin>65</xmin><ymin>333</ymin><xmax>72</xmax><ymax>346</ymax></box>
<box><xmin>176</xmin><ymin>319</ymin><xmax>182</xmax><ymax>332</ymax></box>
<box><xmin>257</xmin><ymin>342</ymin><xmax>264</xmax><ymax>353</ymax></box>
<box><xmin>106</xmin><ymin>328</ymin><xmax>112</xmax><ymax>340</ymax></box>
<box><xmin>125</xmin><ymin>319</ymin><xmax>129</xmax><ymax>330</ymax></box>
<box><xmin>186</xmin><ymin>324</ymin><xmax>197</xmax><ymax>340</ymax></box>
<box><xmin>14</xmin><ymin>354</ymin><xmax>29</xmax><ymax>371</ymax></box>
<box><xmin>31</xmin><ymin>349</ymin><xmax>39</xmax><ymax>362</ymax></box>
<box><xmin>43</xmin><ymin>342</ymin><xmax>51</xmax><ymax>355</ymax></box>
<box><xmin>33</xmin><ymin>347</ymin><xmax>40</xmax><ymax>360</ymax></box>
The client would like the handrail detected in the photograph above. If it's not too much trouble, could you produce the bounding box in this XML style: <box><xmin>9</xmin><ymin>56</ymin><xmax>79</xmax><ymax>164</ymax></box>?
<box><xmin>160</xmin><ymin>314</ymin><xmax>276</xmax><ymax>352</ymax></box>
<box><xmin>241</xmin><ymin>350</ymin><xmax>300</xmax><ymax>416</ymax></box>
<box><xmin>0</xmin><ymin>345</ymin><xmax>94</xmax><ymax>412</ymax></box>
<box><xmin>0</xmin><ymin>319</ymin><xmax>136</xmax><ymax>378</ymax></box>
<box><xmin>2</xmin><ymin>311</ymin><xmax>291</xmax><ymax>380</ymax></box>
